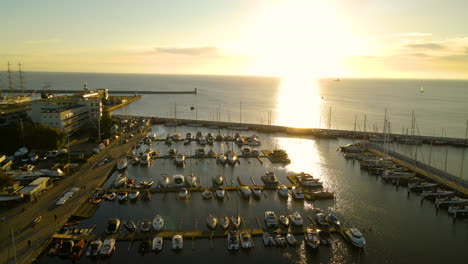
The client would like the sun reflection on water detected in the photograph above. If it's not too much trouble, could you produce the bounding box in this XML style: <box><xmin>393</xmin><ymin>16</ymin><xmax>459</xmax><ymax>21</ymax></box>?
<box><xmin>276</xmin><ymin>75</ymin><xmax>322</xmax><ymax>128</ymax></box>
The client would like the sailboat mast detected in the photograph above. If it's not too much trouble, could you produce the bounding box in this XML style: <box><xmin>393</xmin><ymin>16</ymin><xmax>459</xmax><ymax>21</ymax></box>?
<box><xmin>239</xmin><ymin>101</ymin><xmax>242</xmax><ymax>125</ymax></box>
<box><xmin>363</xmin><ymin>114</ymin><xmax>367</xmax><ymax>133</ymax></box>
<box><xmin>18</xmin><ymin>62</ymin><xmax>24</xmax><ymax>95</ymax></box>
<box><xmin>328</xmin><ymin>106</ymin><xmax>331</xmax><ymax>130</ymax></box>
<box><xmin>7</xmin><ymin>62</ymin><xmax>14</xmax><ymax>96</ymax></box>
<box><xmin>460</xmin><ymin>120</ymin><xmax>468</xmax><ymax>177</ymax></box>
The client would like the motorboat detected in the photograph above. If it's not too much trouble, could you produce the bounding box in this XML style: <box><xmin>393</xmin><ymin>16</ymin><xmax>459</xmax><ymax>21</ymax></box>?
<box><xmin>274</xmin><ymin>232</ymin><xmax>287</xmax><ymax>247</ymax></box>
<box><xmin>215</xmin><ymin>133</ymin><xmax>224</xmax><ymax>141</ymax></box>
<box><xmin>140</xmin><ymin>153</ymin><xmax>150</xmax><ymax>166</ymax></box>
<box><xmin>315</xmin><ymin>212</ymin><xmax>330</xmax><ymax>227</ymax></box>
<box><xmin>63</xmin><ymin>220</ymin><xmax>79</xmax><ymax>228</ymax></box>
<box><xmin>168</xmin><ymin>148</ymin><xmax>177</xmax><ymax>156</ymax></box>
<box><xmin>219</xmin><ymin>215</ymin><xmax>230</xmax><ymax>230</ymax></box>
<box><xmin>175</xmin><ymin>153</ymin><xmax>185</xmax><ymax>166</ymax></box>
<box><xmin>227</xmin><ymin>230</ymin><xmax>240</xmax><ymax>250</ymax></box>
<box><xmin>318</xmin><ymin>229</ymin><xmax>333</xmax><ymax>245</ymax></box>
<box><xmin>218</xmin><ymin>153</ymin><xmax>227</xmax><ymax>164</ymax></box>
<box><xmin>286</xmin><ymin>233</ymin><xmax>297</xmax><ymax>246</ymax></box>
<box><xmin>305</xmin><ymin>228</ymin><xmax>321</xmax><ymax>249</ymax></box>
<box><xmin>435</xmin><ymin>196</ymin><xmax>468</xmax><ymax>208</ymax></box>
<box><xmin>114</xmin><ymin>174</ymin><xmax>127</xmax><ymax>188</ymax></box>
<box><xmin>195</xmin><ymin>148</ymin><xmax>206</xmax><ymax>157</ymax></box>
<box><xmin>131</xmin><ymin>156</ymin><xmax>140</xmax><ymax>165</ymax></box>
<box><xmin>215</xmin><ymin>187</ymin><xmax>225</xmax><ymax>199</ymax></box>
<box><xmin>251</xmin><ymin>187</ymin><xmax>262</xmax><ymax>199</ymax></box>
<box><xmin>239</xmin><ymin>186</ymin><xmax>252</xmax><ymax>199</ymax></box>
<box><xmin>117</xmin><ymin>157</ymin><xmax>128</xmax><ymax>170</ymax></box>
<box><xmin>107</xmin><ymin>192</ymin><xmax>117</xmax><ymax>201</ymax></box>
<box><xmin>140</xmin><ymin>219</ymin><xmax>151</xmax><ymax>232</ymax></box>
<box><xmin>291</xmin><ymin>187</ymin><xmax>305</xmax><ymax>200</ymax></box>
<box><xmin>225</xmin><ymin>134</ymin><xmax>234</xmax><ymax>141</ymax></box>
<box><xmin>173</xmin><ymin>174</ymin><xmax>186</xmax><ymax>188</ymax></box>
<box><xmin>152</xmin><ymin>236</ymin><xmax>163</xmax><ymax>251</ymax></box>
<box><xmin>100</xmin><ymin>238</ymin><xmax>116</xmax><ymax>257</ymax></box>
<box><xmin>268</xmin><ymin>149</ymin><xmax>291</xmax><ymax>163</ymax></box>
<box><xmin>344</xmin><ymin>228</ymin><xmax>366</xmax><ymax>248</ymax></box>
<box><xmin>199</xmin><ymin>137</ymin><xmax>207</xmax><ymax>146</ymax></box>
<box><xmin>124</xmin><ymin>220</ymin><xmax>137</xmax><ymax>232</ymax></box>
<box><xmin>207</xmin><ymin>137</ymin><xmax>214</xmax><ymax>145</ymax></box>
<box><xmin>422</xmin><ymin>189</ymin><xmax>455</xmax><ymax>200</ymax></box>
<box><xmin>183</xmin><ymin>139</ymin><xmax>190</xmax><ymax>145</ymax></box>
<box><xmin>195</xmin><ymin>131</ymin><xmax>203</xmax><ymax>141</ymax></box>
<box><xmin>264</xmin><ymin>211</ymin><xmax>279</xmax><ymax>228</ymax></box>
<box><xmin>407</xmin><ymin>182</ymin><xmax>438</xmax><ymax>192</ymax></box>
<box><xmin>165</xmin><ymin>136</ymin><xmax>173</xmax><ymax>145</ymax></box>
<box><xmin>262</xmin><ymin>232</ymin><xmax>276</xmax><ymax>246</ymax></box>
<box><xmin>70</xmin><ymin>239</ymin><xmax>86</xmax><ymax>259</ymax></box>
<box><xmin>140</xmin><ymin>180</ymin><xmax>154</xmax><ymax>188</ymax></box>
<box><xmin>172</xmin><ymin>132</ymin><xmax>181</xmax><ymax>141</ymax></box>
<box><xmin>326</xmin><ymin>214</ymin><xmax>341</xmax><ymax>228</ymax></box>
<box><xmin>207</xmin><ymin>149</ymin><xmax>216</xmax><ymax>156</ymax></box>
<box><xmin>172</xmin><ymin>235</ymin><xmax>183</xmax><ymax>250</ymax></box>
<box><xmin>295</xmin><ymin>172</ymin><xmax>323</xmax><ymax>188</ymax></box>
<box><xmin>241</xmin><ymin>147</ymin><xmax>251</xmax><ymax>156</ymax></box>
<box><xmin>448</xmin><ymin>205</ymin><xmax>468</xmax><ymax>217</ymax></box>
<box><xmin>236</xmin><ymin>137</ymin><xmax>244</xmax><ymax>146</ymax></box>
<box><xmin>252</xmin><ymin>149</ymin><xmax>260</xmax><ymax>156</ymax></box>
<box><xmin>177</xmin><ymin>188</ymin><xmax>189</xmax><ymax>200</ymax></box>
<box><xmin>289</xmin><ymin>212</ymin><xmax>304</xmax><ymax>227</ymax></box>
<box><xmin>202</xmin><ymin>189</ymin><xmax>213</xmax><ymax>199</ymax></box>
<box><xmin>186</xmin><ymin>174</ymin><xmax>198</xmax><ymax>187</ymax></box>
<box><xmin>227</xmin><ymin>151</ymin><xmax>238</xmax><ymax>165</ymax></box>
<box><xmin>86</xmin><ymin>239</ymin><xmax>102</xmax><ymax>257</ymax></box>
<box><xmin>127</xmin><ymin>178</ymin><xmax>136</xmax><ymax>186</ymax></box>
<box><xmin>106</xmin><ymin>218</ymin><xmax>121</xmax><ymax>234</ymax></box>
<box><xmin>230</xmin><ymin>215</ymin><xmax>241</xmax><ymax>229</ymax></box>
<box><xmin>129</xmin><ymin>190</ymin><xmax>140</xmax><ymax>200</ymax></box>
<box><xmin>117</xmin><ymin>192</ymin><xmax>128</xmax><ymax>202</ymax></box>
<box><xmin>277</xmin><ymin>185</ymin><xmax>289</xmax><ymax>198</ymax></box>
<box><xmin>261</xmin><ymin>171</ymin><xmax>279</xmax><ymax>185</ymax></box>
<box><xmin>159</xmin><ymin>175</ymin><xmax>171</xmax><ymax>188</ymax></box>
<box><xmin>206</xmin><ymin>214</ymin><xmax>218</xmax><ymax>230</ymax></box>
<box><xmin>213</xmin><ymin>175</ymin><xmax>224</xmax><ymax>186</ymax></box>
<box><xmin>153</xmin><ymin>215</ymin><xmax>165</xmax><ymax>232</ymax></box>
<box><xmin>279</xmin><ymin>215</ymin><xmax>290</xmax><ymax>227</ymax></box>
<box><xmin>186</xmin><ymin>132</ymin><xmax>192</xmax><ymax>140</ymax></box>
<box><xmin>240</xmin><ymin>232</ymin><xmax>253</xmax><ymax>249</ymax></box>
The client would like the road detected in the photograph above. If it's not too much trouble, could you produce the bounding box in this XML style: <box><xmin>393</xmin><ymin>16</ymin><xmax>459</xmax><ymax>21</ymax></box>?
<box><xmin>0</xmin><ymin>125</ymin><xmax>146</xmax><ymax>264</ymax></box>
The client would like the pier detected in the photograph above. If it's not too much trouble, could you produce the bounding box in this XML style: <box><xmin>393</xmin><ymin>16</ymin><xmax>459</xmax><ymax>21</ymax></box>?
<box><xmin>4</xmin><ymin>88</ymin><xmax>198</xmax><ymax>95</ymax></box>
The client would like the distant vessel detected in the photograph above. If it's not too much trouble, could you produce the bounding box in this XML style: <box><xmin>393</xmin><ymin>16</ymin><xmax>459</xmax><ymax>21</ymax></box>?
<box><xmin>420</xmin><ymin>86</ymin><xmax>424</xmax><ymax>93</ymax></box>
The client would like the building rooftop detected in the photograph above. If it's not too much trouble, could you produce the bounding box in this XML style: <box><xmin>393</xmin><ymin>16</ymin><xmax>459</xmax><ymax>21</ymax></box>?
<box><xmin>40</xmin><ymin>104</ymin><xmax>84</xmax><ymax>113</ymax></box>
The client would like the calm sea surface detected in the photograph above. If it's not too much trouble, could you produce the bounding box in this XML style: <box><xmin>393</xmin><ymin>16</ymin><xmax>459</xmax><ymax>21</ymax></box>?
<box><xmin>12</xmin><ymin>73</ymin><xmax>467</xmax><ymax>263</ymax></box>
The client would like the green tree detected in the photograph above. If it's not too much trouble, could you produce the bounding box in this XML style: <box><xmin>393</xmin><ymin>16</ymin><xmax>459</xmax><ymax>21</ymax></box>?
<box><xmin>100</xmin><ymin>110</ymin><xmax>115</xmax><ymax>139</ymax></box>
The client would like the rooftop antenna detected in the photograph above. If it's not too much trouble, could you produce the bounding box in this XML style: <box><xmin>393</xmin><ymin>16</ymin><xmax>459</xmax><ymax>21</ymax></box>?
<box><xmin>7</xmin><ymin>62</ymin><xmax>14</xmax><ymax>96</ymax></box>
<box><xmin>18</xmin><ymin>62</ymin><xmax>24</xmax><ymax>95</ymax></box>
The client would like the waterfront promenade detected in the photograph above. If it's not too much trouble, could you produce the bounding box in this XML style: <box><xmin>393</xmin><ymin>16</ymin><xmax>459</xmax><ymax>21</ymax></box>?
<box><xmin>0</xmin><ymin>126</ymin><xmax>145</xmax><ymax>264</ymax></box>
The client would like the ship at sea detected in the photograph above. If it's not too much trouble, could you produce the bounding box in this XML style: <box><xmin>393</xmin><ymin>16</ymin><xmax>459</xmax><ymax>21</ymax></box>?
<box><xmin>0</xmin><ymin>62</ymin><xmax>31</xmax><ymax>104</ymax></box>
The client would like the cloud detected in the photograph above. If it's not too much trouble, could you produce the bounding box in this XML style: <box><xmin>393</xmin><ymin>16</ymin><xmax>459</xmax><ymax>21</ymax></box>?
<box><xmin>396</xmin><ymin>32</ymin><xmax>432</xmax><ymax>37</ymax></box>
<box><xmin>406</xmin><ymin>43</ymin><xmax>445</xmax><ymax>50</ymax></box>
<box><xmin>154</xmin><ymin>46</ymin><xmax>218</xmax><ymax>56</ymax></box>
<box><xmin>409</xmin><ymin>53</ymin><xmax>431</xmax><ymax>57</ymax></box>
<box><xmin>24</xmin><ymin>38</ymin><xmax>62</xmax><ymax>44</ymax></box>
<box><xmin>440</xmin><ymin>54</ymin><xmax>468</xmax><ymax>62</ymax></box>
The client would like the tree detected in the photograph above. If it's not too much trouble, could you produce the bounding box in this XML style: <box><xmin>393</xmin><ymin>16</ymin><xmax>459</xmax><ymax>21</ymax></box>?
<box><xmin>0</xmin><ymin>171</ymin><xmax>14</xmax><ymax>188</ymax></box>
<box><xmin>100</xmin><ymin>110</ymin><xmax>115</xmax><ymax>139</ymax></box>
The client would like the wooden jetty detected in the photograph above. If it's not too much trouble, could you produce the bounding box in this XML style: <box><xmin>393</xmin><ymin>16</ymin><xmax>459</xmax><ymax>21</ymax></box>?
<box><xmin>71</xmin><ymin>202</ymin><xmax>100</xmax><ymax>219</ymax></box>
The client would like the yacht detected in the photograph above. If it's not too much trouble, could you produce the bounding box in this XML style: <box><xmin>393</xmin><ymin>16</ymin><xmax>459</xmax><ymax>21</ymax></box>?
<box><xmin>219</xmin><ymin>216</ymin><xmax>230</xmax><ymax>230</ymax></box>
<box><xmin>241</xmin><ymin>147</ymin><xmax>251</xmax><ymax>156</ymax></box>
<box><xmin>315</xmin><ymin>212</ymin><xmax>330</xmax><ymax>227</ymax></box>
<box><xmin>227</xmin><ymin>230</ymin><xmax>240</xmax><ymax>250</ymax></box>
<box><xmin>177</xmin><ymin>188</ymin><xmax>189</xmax><ymax>200</ymax></box>
<box><xmin>264</xmin><ymin>211</ymin><xmax>279</xmax><ymax>228</ymax></box>
<box><xmin>422</xmin><ymin>189</ymin><xmax>455</xmax><ymax>200</ymax></box>
<box><xmin>279</xmin><ymin>215</ymin><xmax>290</xmax><ymax>227</ymax></box>
<box><xmin>175</xmin><ymin>153</ymin><xmax>185</xmax><ymax>166</ymax></box>
<box><xmin>435</xmin><ymin>196</ymin><xmax>468</xmax><ymax>208</ymax></box>
<box><xmin>207</xmin><ymin>149</ymin><xmax>217</xmax><ymax>157</ymax></box>
<box><xmin>140</xmin><ymin>153</ymin><xmax>150</xmax><ymax>166</ymax></box>
<box><xmin>172</xmin><ymin>132</ymin><xmax>181</xmax><ymax>141</ymax></box>
<box><xmin>344</xmin><ymin>228</ymin><xmax>366</xmax><ymax>248</ymax></box>
<box><xmin>261</xmin><ymin>171</ymin><xmax>279</xmax><ymax>185</ymax></box>
<box><xmin>213</xmin><ymin>175</ymin><xmax>224</xmax><ymax>186</ymax></box>
<box><xmin>230</xmin><ymin>215</ymin><xmax>241</xmax><ymax>229</ymax></box>
<box><xmin>107</xmin><ymin>192</ymin><xmax>117</xmax><ymax>201</ymax></box>
<box><xmin>215</xmin><ymin>187</ymin><xmax>225</xmax><ymax>199</ymax></box>
<box><xmin>291</xmin><ymin>187</ymin><xmax>305</xmax><ymax>200</ymax></box>
<box><xmin>206</xmin><ymin>214</ymin><xmax>218</xmax><ymax>230</ymax></box>
<box><xmin>129</xmin><ymin>190</ymin><xmax>140</xmax><ymax>201</ymax></box>
<box><xmin>227</xmin><ymin>150</ymin><xmax>238</xmax><ymax>165</ymax></box>
<box><xmin>251</xmin><ymin>187</ymin><xmax>262</xmax><ymax>199</ymax></box>
<box><xmin>185</xmin><ymin>174</ymin><xmax>198</xmax><ymax>187</ymax></box>
<box><xmin>240</xmin><ymin>232</ymin><xmax>253</xmax><ymax>249</ymax></box>
<box><xmin>140</xmin><ymin>219</ymin><xmax>151</xmax><ymax>232</ymax></box>
<box><xmin>277</xmin><ymin>185</ymin><xmax>289</xmax><ymax>198</ymax></box>
<box><xmin>318</xmin><ymin>229</ymin><xmax>333</xmax><ymax>245</ymax></box>
<box><xmin>218</xmin><ymin>153</ymin><xmax>227</xmax><ymax>164</ymax></box>
<box><xmin>86</xmin><ymin>239</ymin><xmax>102</xmax><ymax>257</ymax></box>
<box><xmin>239</xmin><ymin>186</ymin><xmax>252</xmax><ymax>199</ymax></box>
<box><xmin>326</xmin><ymin>214</ymin><xmax>341</xmax><ymax>228</ymax></box>
<box><xmin>202</xmin><ymin>189</ymin><xmax>213</xmax><ymax>199</ymax></box>
<box><xmin>195</xmin><ymin>131</ymin><xmax>203</xmax><ymax>141</ymax></box>
<box><xmin>185</xmin><ymin>132</ymin><xmax>192</xmax><ymax>140</ymax></box>
<box><xmin>407</xmin><ymin>182</ymin><xmax>438</xmax><ymax>192</ymax></box>
<box><xmin>99</xmin><ymin>238</ymin><xmax>116</xmax><ymax>257</ymax></box>
<box><xmin>195</xmin><ymin>148</ymin><xmax>206</xmax><ymax>157</ymax></box>
<box><xmin>116</xmin><ymin>157</ymin><xmax>128</xmax><ymax>171</ymax></box>
<box><xmin>173</xmin><ymin>174</ymin><xmax>186</xmax><ymax>188</ymax></box>
<box><xmin>289</xmin><ymin>212</ymin><xmax>304</xmax><ymax>226</ymax></box>
<box><xmin>172</xmin><ymin>235</ymin><xmax>183</xmax><ymax>250</ymax></box>
<box><xmin>117</xmin><ymin>192</ymin><xmax>128</xmax><ymax>202</ymax></box>
<box><xmin>305</xmin><ymin>228</ymin><xmax>321</xmax><ymax>249</ymax></box>
<box><xmin>286</xmin><ymin>233</ymin><xmax>298</xmax><ymax>246</ymax></box>
<box><xmin>70</xmin><ymin>239</ymin><xmax>86</xmax><ymax>259</ymax></box>
<box><xmin>262</xmin><ymin>232</ymin><xmax>276</xmax><ymax>246</ymax></box>
<box><xmin>215</xmin><ymin>133</ymin><xmax>224</xmax><ymax>141</ymax></box>
<box><xmin>199</xmin><ymin>137</ymin><xmax>207</xmax><ymax>146</ymax></box>
<box><xmin>159</xmin><ymin>175</ymin><xmax>171</xmax><ymax>188</ymax></box>
<box><xmin>225</xmin><ymin>134</ymin><xmax>234</xmax><ymax>141</ymax></box>
<box><xmin>140</xmin><ymin>180</ymin><xmax>154</xmax><ymax>188</ymax></box>
<box><xmin>207</xmin><ymin>136</ymin><xmax>214</xmax><ymax>145</ymax></box>
<box><xmin>114</xmin><ymin>174</ymin><xmax>127</xmax><ymax>188</ymax></box>
<box><xmin>152</xmin><ymin>215</ymin><xmax>165</xmax><ymax>232</ymax></box>
<box><xmin>168</xmin><ymin>148</ymin><xmax>177</xmax><ymax>156</ymax></box>
<box><xmin>124</xmin><ymin>220</ymin><xmax>137</xmax><ymax>232</ymax></box>
<box><xmin>106</xmin><ymin>218</ymin><xmax>121</xmax><ymax>234</ymax></box>
<box><xmin>236</xmin><ymin>137</ymin><xmax>244</xmax><ymax>146</ymax></box>
<box><xmin>152</xmin><ymin>236</ymin><xmax>163</xmax><ymax>252</ymax></box>
<box><xmin>274</xmin><ymin>232</ymin><xmax>287</xmax><ymax>247</ymax></box>
<box><xmin>252</xmin><ymin>149</ymin><xmax>260</xmax><ymax>157</ymax></box>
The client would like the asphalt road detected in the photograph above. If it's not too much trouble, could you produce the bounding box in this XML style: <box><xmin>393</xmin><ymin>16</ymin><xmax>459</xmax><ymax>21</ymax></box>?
<box><xmin>0</xmin><ymin>125</ymin><xmax>146</xmax><ymax>264</ymax></box>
